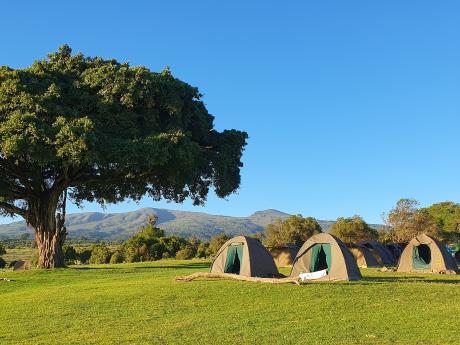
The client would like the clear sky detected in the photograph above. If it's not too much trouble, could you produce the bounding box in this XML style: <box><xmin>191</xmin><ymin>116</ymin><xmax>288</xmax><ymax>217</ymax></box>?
<box><xmin>0</xmin><ymin>1</ymin><xmax>459</xmax><ymax>223</ymax></box>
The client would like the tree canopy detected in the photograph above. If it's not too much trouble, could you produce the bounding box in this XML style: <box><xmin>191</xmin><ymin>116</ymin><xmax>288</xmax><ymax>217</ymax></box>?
<box><xmin>0</xmin><ymin>45</ymin><xmax>248</xmax><ymax>268</ymax></box>
<box><xmin>382</xmin><ymin>199</ymin><xmax>441</xmax><ymax>243</ymax></box>
<box><xmin>329</xmin><ymin>215</ymin><xmax>378</xmax><ymax>244</ymax></box>
<box><xmin>265</xmin><ymin>215</ymin><xmax>322</xmax><ymax>247</ymax></box>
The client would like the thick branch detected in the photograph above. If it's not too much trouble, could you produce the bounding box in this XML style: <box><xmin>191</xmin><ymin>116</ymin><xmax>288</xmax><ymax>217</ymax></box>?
<box><xmin>0</xmin><ymin>201</ymin><xmax>27</xmax><ymax>218</ymax></box>
<box><xmin>175</xmin><ymin>272</ymin><xmax>300</xmax><ymax>285</ymax></box>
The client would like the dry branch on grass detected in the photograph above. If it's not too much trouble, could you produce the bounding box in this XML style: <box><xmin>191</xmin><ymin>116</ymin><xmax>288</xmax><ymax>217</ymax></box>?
<box><xmin>175</xmin><ymin>272</ymin><xmax>301</xmax><ymax>285</ymax></box>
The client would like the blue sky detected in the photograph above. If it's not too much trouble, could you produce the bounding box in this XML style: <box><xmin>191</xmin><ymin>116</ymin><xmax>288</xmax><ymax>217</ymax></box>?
<box><xmin>0</xmin><ymin>1</ymin><xmax>459</xmax><ymax>223</ymax></box>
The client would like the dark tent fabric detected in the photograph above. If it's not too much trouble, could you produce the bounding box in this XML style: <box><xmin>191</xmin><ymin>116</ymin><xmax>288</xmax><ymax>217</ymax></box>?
<box><xmin>412</xmin><ymin>245</ymin><xmax>431</xmax><ymax>270</ymax></box>
<box><xmin>309</xmin><ymin>244</ymin><xmax>332</xmax><ymax>272</ymax></box>
<box><xmin>224</xmin><ymin>244</ymin><xmax>244</xmax><ymax>274</ymax></box>
<box><xmin>360</xmin><ymin>240</ymin><xmax>396</xmax><ymax>266</ymax></box>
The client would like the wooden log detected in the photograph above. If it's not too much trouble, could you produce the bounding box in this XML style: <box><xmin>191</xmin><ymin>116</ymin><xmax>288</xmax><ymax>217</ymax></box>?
<box><xmin>175</xmin><ymin>272</ymin><xmax>300</xmax><ymax>285</ymax></box>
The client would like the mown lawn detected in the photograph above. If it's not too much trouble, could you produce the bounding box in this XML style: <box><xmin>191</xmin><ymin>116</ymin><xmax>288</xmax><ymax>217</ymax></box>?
<box><xmin>0</xmin><ymin>260</ymin><xmax>459</xmax><ymax>345</ymax></box>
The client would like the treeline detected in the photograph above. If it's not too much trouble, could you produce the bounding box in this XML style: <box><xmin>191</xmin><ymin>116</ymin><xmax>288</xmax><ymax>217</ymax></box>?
<box><xmin>60</xmin><ymin>217</ymin><xmax>232</xmax><ymax>265</ymax></box>
<box><xmin>263</xmin><ymin>199</ymin><xmax>460</xmax><ymax>247</ymax></box>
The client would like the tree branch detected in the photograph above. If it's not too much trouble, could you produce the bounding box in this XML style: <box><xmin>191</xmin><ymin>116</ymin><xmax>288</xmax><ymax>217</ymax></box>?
<box><xmin>0</xmin><ymin>201</ymin><xmax>27</xmax><ymax>218</ymax></box>
<box><xmin>175</xmin><ymin>272</ymin><xmax>300</xmax><ymax>285</ymax></box>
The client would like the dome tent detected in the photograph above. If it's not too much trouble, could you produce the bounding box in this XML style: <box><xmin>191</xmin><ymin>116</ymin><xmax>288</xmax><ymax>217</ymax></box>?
<box><xmin>290</xmin><ymin>233</ymin><xmax>361</xmax><ymax>281</ymax></box>
<box><xmin>397</xmin><ymin>234</ymin><xmax>457</xmax><ymax>274</ymax></box>
<box><xmin>211</xmin><ymin>236</ymin><xmax>279</xmax><ymax>277</ymax></box>
<box><xmin>360</xmin><ymin>240</ymin><xmax>396</xmax><ymax>266</ymax></box>
<box><xmin>267</xmin><ymin>243</ymin><xmax>298</xmax><ymax>267</ymax></box>
<box><xmin>348</xmin><ymin>244</ymin><xmax>381</xmax><ymax>268</ymax></box>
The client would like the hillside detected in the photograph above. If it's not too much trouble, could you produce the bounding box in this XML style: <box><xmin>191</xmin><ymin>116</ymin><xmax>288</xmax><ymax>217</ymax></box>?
<box><xmin>0</xmin><ymin>208</ymin><xmax>340</xmax><ymax>241</ymax></box>
<box><xmin>0</xmin><ymin>207</ymin><xmax>380</xmax><ymax>240</ymax></box>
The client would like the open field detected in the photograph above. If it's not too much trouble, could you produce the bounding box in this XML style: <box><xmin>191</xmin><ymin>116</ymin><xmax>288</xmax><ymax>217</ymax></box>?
<box><xmin>1</xmin><ymin>260</ymin><xmax>460</xmax><ymax>345</ymax></box>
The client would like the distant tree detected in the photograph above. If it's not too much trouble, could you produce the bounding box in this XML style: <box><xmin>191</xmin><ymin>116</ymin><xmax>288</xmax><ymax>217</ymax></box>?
<box><xmin>159</xmin><ymin>236</ymin><xmax>188</xmax><ymax>258</ymax></box>
<box><xmin>109</xmin><ymin>250</ymin><xmax>124</xmax><ymax>264</ymax></box>
<box><xmin>62</xmin><ymin>245</ymin><xmax>77</xmax><ymax>265</ymax></box>
<box><xmin>329</xmin><ymin>216</ymin><xmax>378</xmax><ymax>244</ymax></box>
<box><xmin>423</xmin><ymin>201</ymin><xmax>460</xmax><ymax>241</ymax></box>
<box><xmin>208</xmin><ymin>232</ymin><xmax>230</xmax><ymax>255</ymax></box>
<box><xmin>383</xmin><ymin>199</ymin><xmax>442</xmax><ymax>242</ymax></box>
<box><xmin>0</xmin><ymin>45</ymin><xmax>248</xmax><ymax>268</ymax></box>
<box><xmin>265</xmin><ymin>215</ymin><xmax>322</xmax><ymax>247</ymax></box>
<box><xmin>196</xmin><ymin>242</ymin><xmax>210</xmax><ymax>258</ymax></box>
<box><xmin>77</xmin><ymin>248</ymin><xmax>92</xmax><ymax>264</ymax></box>
<box><xmin>0</xmin><ymin>257</ymin><xmax>6</xmax><ymax>269</ymax></box>
<box><xmin>122</xmin><ymin>217</ymin><xmax>165</xmax><ymax>262</ymax></box>
<box><xmin>0</xmin><ymin>243</ymin><xmax>6</xmax><ymax>256</ymax></box>
<box><xmin>89</xmin><ymin>244</ymin><xmax>110</xmax><ymax>264</ymax></box>
<box><xmin>175</xmin><ymin>247</ymin><xmax>194</xmax><ymax>260</ymax></box>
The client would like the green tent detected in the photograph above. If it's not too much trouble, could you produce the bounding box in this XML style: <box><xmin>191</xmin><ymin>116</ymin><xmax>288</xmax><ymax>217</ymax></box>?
<box><xmin>309</xmin><ymin>243</ymin><xmax>332</xmax><ymax>272</ymax></box>
<box><xmin>224</xmin><ymin>244</ymin><xmax>244</xmax><ymax>274</ymax></box>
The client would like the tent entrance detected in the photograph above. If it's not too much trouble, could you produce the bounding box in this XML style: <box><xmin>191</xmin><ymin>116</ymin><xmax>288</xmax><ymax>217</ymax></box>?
<box><xmin>309</xmin><ymin>243</ymin><xmax>332</xmax><ymax>273</ymax></box>
<box><xmin>224</xmin><ymin>244</ymin><xmax>244</xmax><ymax>274</ymax></box>
<box><xmin>413</xmin><ymin>244</ymin><xmax>431</xmax><ymax>269</ymax></box>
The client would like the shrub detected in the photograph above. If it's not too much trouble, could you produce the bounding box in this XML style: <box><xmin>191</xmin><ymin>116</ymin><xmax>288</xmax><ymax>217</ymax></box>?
<box><xmin>63</xmin><ymin>245</ymin><xmax>78</xmax><ymax>265</ymax></box>
<box><xmin>110</xmin><ymin>251</ymin><xmax>124</xmax><ymax>264</ymax></box>
<box><xmin>77</xmin><ymin>249</ymin><xmax>92</xmax><ymax>264</ymax></box>
<box><xmin>89</xmin><ymin>244</ymin><xmax>110</xmax><ymax>264</ymax></box>
<box><xmin>0</xmin><ymin>257</ymin><xmax>6</xmax><ymax>269</ymax></box>
<box><xmin>196</xmin><ymin>242</ymin><xmax>210</xmax><ymax>258</ymax></box>
<box><xmin>175</xmin><ymin>247</ymin><xmax>194</xmax><ymax>260</ymax></box>
<box><xmin>0</xmin><ymin>243</ymin><xmax>6</xmax><ymax>256</ymax></box>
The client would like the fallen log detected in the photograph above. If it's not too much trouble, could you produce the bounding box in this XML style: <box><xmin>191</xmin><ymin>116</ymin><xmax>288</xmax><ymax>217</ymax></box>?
<box><xmin>175</xmin><ymin>272</ymin><xmax>300</xmax><ymax>285</ymax></box>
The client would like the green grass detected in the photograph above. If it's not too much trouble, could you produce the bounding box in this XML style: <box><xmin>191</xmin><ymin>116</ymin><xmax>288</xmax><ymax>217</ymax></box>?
<box><xmin>1</xmin><ymin>260</ymin><xmax>459</xmax><ymax>345</ymax></box>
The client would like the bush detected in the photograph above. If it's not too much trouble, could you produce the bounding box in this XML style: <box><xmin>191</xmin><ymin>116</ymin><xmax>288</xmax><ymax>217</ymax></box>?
<box><xmin>0</xmin><ymin>243</ymin><xmax>6</xmax><ymax>256</ymax></box>
<box><xmin>175</xmin><ymin>247</ymin><xmax>194</xmax><ymax>260</ymax></box>
<box><xmin>110</xmin><ymin>251</ymin><xmax>124</xmax><ymax>264</ymax></box>
<box><xmin>0</xmin><ymin>257</ymin><xmax>6</xmax><ymax>269</ymax></box>
<box><xmin>77</xmin><ymin>249</ymin><xmax>92</xmax><ymax>264</ymax></box>
<box><xmin>89</xmin><ymin>244</ymin><xmax>110</xmax><ymax>264</ymax></box>
<box><xmin>63</xmin><ymin>245</ymin><xmax>78</xmax><ymax>265</ymax></box>
<box><xmin>196</xmin><ymin>242</ymin><xmax>210</xmax><ymax>258</ymax></box>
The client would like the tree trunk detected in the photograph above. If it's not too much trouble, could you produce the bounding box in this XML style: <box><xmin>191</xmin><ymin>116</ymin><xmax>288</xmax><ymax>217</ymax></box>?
<box><xmin>29</xmin><ymin>195</ymin><xmax>67</xmax><ymax>269</ymax></box>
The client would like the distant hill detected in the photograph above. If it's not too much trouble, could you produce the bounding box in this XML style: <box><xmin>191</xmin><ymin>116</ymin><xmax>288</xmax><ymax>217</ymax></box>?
<box><xmin>0</xmin><ymin>208</ymin><xmax>378</xmax><ymax>241</ymax></box>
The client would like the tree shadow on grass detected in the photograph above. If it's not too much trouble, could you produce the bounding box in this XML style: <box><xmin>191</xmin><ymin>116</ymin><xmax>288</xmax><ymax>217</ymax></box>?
<box><xmin>70</xmin><ymin>262</ymin><xmax>210</xmax><ymax>271</ymax></box>
<box><xmin>359</xmin><ymin>275</ymin><xmax>460</xmax><ymax>285</ymax></box>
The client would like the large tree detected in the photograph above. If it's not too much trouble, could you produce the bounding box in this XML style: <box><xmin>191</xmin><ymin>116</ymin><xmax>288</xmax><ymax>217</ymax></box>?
<box><xmin>382</xmin><ymin>199</ymin><xmax>441</xmax><ymax>243</ymax></box>
<box><xmin>0</xmin><ymin>46</ymin><xmax>248</xmax><ymax>268</ymax></box>
<box><xmin>265</xmin><ymin>215</ymin><xmax>322</xmax><ymax>247</ymax></box>
<box><xmin>329</xmin><ymin>215</ymin><xmax>378</xmax><ymax>244</ymax></box>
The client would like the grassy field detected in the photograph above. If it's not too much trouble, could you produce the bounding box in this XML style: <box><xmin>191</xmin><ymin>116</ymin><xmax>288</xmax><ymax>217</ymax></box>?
<box><xmin>0</xmin><ymin>260</ymin><xmax>459</xmax><ymax>345</ymax></box>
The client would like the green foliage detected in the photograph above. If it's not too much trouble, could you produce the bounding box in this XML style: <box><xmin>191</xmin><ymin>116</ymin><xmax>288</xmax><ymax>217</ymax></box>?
<box><xmin>122</xmin><ymin>218</ymin><xmax>166</xmax><ymax>262</ymax></box>
<box><xmin>89</xmin><ymin>244</ymin><xmax>110</xmax><ymax>264</ymax></box>
<box><xmin>77</xmin><ymin>248</ymin><xmax>92</xmax><ymax>264</ymax></box>
<box><xmin>0</xmin><ymin>257</ymin><xmax>5</xmax><ymax>268</ymax></box>
<box><xmin>109</xmin><ymin>251</ymin><xmax>124</xmax><ymax>264</ymax></box>
<box><xmin>329</xmin><ymin>216</ymin><xmax>378</xmax><ymax>244</ymax></box>
<box><xmin>159</xmin><ymin>236</ymin><xmax>188</xmax><ymax>258</ymax></box>
<box><xmin>196</xmin><ymin>242</ymin><xmax>210</xmax><ymax>258</ymax></box>
<box><xmin>208</xmin><ymin>232</ymin><xmax>230</xmax><ymax>254</ymax></box>
<box><xmin>383</xmin><ymin>199</ymin><xmax>442</xmax><ymax>242</ymax></box>
<box><xmin>423</xmin><ymin>202</ymin><xmax>460</xmax><ymax>241</ymax></box>
<box><xmin>0</xmin><ymin>243</ymin><xmax>6</xmax><ymax>256</ymax></box>
<box><xmin>0</xmin><ymin>44</ymin><xmax>247</xmax><ymax>212</ymax></box>
<box><xmin>63</xmin><ymin>245</ymin><xmax>77</xmax><ymax>265</ymax></box>
<box><xmin>175</xmin><ymin>247</ymin><xmax>194</xmax><ymax>260</ymax></box>
<box><xmin>265</xmin><ymin>215</ymin><xmax>322</xmax><ymax>247</ymax></box>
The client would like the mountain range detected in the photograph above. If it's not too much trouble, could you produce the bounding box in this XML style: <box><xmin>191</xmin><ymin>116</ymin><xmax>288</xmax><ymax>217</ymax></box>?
<box><xmin>0</xmin><ymin>208</ymin><xmax>374</xmax><ymax>241</ymax></box>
